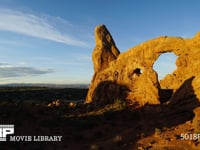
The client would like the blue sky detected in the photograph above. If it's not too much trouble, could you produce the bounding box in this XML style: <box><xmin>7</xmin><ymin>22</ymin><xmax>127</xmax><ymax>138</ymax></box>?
<box><xmin>0</xmin><ymin>0</ymin><xmax>200</xmax><ymax>84</ymax></box>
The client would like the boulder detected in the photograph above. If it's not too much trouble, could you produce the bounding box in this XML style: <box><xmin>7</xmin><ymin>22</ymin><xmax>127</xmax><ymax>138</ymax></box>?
<box><xmin>47</xmin><ymin>99</ymin><xmax>64</xmax><ymax>107</ymax></box>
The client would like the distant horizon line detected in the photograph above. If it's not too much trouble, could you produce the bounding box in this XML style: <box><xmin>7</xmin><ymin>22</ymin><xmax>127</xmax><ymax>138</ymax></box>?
<box><xmin>0</xmin><ymin>83</ymin><xmax>90</xmax><ymax>85</ymax></box>
<box><xmin>0</xmin><ymin>83</ymin><xmax>90</xmax><ymax>87</ymax></box>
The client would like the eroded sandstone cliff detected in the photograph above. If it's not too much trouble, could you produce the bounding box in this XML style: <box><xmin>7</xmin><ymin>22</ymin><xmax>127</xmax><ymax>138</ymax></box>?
<box><xmin>85</xmin><ymin>25</ymin><xmax>200</xmax><ymax>107</ymax></box>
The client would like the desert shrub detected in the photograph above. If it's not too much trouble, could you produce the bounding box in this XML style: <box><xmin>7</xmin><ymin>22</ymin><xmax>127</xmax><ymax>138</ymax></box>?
<box><xmin>154</xmin><ymin>128</ymin><xmax>161</xmax><ymax>137</ymax></box>
<box><xmin>113</xmin><ymin>98</ymin><xmax>127</xmax><ymax>110</ymax></box>
<box><xmin>114</xmin><ymin>98</ymin><xmax>123</xmax><ymax>104</ymax></box>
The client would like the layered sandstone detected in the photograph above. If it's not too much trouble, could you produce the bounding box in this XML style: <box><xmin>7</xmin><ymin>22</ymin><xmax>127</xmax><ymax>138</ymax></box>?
<box><xmin>85</xmin><ymin>25</ymin><xmax>200</xmax><ymax>107</ymax></box>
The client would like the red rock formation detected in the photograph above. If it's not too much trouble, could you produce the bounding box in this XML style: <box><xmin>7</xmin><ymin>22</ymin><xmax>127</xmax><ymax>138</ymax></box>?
<box><xmin>85</xmin><ymin>25</ymin><xmax>200</xmax><ymax>107</ymax></box>
<box><xmin>93</xmin><ymin>24</ymin><xmax>120</xmax><ymax>73</ymax></box>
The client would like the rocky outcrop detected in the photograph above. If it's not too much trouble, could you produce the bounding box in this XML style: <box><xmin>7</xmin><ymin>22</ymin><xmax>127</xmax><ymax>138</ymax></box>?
<box><xmin>85</xmin><ymin>25</ymin><xmax>200</xmax><ymax>107</ymax></box>
<box><xmin>92</xmin><ymin>25</ymin><xmax>120</xmax><ymax>73</ymax></box>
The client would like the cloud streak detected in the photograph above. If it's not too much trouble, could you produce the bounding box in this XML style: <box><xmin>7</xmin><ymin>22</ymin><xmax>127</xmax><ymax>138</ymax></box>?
<box><xmin>0</xmin><ymin>8</ymin><xmax>90</xmax><ymax>47</ymax></box>
<box><xmin>0</xmin><ymin>63</ymin><xmax>54</xmax><ymax>78</ymax></box>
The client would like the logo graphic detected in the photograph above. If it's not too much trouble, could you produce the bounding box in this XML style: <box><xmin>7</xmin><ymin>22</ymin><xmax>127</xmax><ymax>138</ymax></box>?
<box><xmin>0</xmin><ymin>125</ymin><xmax>14</xmax><ymax>141</ymax></box>
<box><xmin>0</xmin><ymin>124</ymin><xmax>62</xmax><ymax>142</ymax></box>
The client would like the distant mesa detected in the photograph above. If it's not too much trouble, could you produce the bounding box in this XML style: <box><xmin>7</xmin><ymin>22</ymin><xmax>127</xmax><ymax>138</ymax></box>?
<box><xmin>85</xmin><ymin>24</ymin><xmax>200</xmax><ymax>107</ymax></box>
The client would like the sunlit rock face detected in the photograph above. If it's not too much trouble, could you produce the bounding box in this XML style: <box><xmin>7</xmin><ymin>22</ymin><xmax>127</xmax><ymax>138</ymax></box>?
<box><xmin>85</xmin><ymin>25</ymin><xmax>200</xmax><ymax>107</ymax></box>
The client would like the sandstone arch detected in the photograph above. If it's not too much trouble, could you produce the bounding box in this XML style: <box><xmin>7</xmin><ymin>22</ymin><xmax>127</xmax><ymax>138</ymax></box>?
<box><xmin>85</xmin><ymin>25</ymin><xmax>200</xmax><ymax>107</ymax></box>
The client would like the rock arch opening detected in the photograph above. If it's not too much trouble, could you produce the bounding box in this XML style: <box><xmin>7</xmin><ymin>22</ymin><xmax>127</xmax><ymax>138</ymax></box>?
<box><xmin>153</xmin><ymin>52</ymin><xmax>177</xmax><ymax>81</ymax></box>
<box><xmin>153</xmin><ymin>52</ymin><xmax>178</xmax><ymax>103</ymax></box>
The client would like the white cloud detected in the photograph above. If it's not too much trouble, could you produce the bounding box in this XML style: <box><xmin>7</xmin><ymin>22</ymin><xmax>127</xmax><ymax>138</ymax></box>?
<box><xmin>0</xmin><ymin>8</ymin><xmax>90</xmax><ymax>47</ymax></box>
<box><xmin>0</xmin><ymin>63</ymin><xmax>12</xmax><ymax>68</ymax></box>
<box><xmin>0</xmin><ymin>63</ymin><xmax>54</xmax><ymax>78</ymax></box>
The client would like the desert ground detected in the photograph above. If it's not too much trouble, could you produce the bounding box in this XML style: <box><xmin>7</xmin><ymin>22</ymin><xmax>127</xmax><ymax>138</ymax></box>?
<box><xmin>0</xmin><ymin>87</ymin><xmax>200</xmax><ymax>150</ymax></box>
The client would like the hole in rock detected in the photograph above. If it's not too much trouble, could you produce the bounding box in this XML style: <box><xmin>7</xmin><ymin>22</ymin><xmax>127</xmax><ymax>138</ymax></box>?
<box><xmin>133</xmin><ymin>68</ymin><xmax>142</xmax><ymax>75</ymax></box>
<box><xmin>153</xmin><ymin>52</ymin><xmax>178</xmax><ymax>103</ymax></box>
<box><xmin>153</xmin><ymin>52</ymin><xmax>177</xmax><ymax>81</ymax></box>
